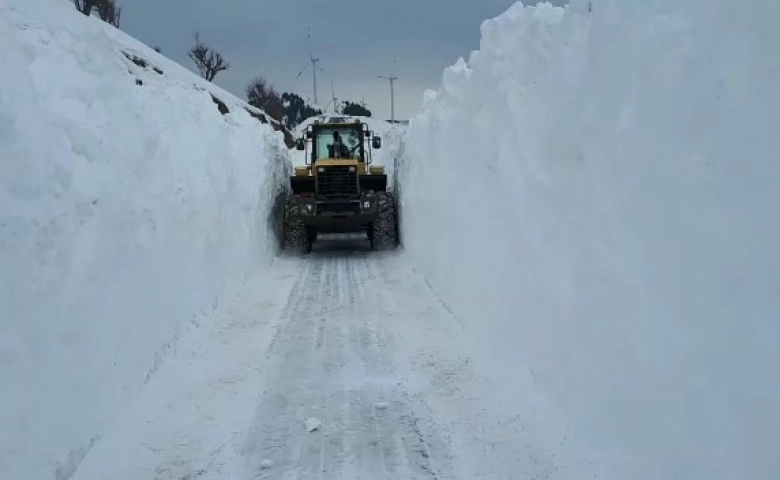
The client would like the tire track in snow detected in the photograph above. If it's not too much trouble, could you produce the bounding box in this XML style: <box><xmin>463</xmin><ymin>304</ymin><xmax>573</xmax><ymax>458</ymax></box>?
<box><xmin>242</xmin><ymin>239</ymin><xmax>453</xmax><ymax>479</ymax></box>
<box><xmin>241</xmin><ymin>258</ymin><xmax>324</xmax><ymax>477</ymax></box>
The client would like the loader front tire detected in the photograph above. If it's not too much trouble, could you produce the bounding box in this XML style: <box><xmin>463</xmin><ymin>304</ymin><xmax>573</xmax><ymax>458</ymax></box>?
<box><xmin>283</xmin><ymin>195</ymin><xmax>313</xmax><ymax>253</ymax></box>
<box><xmin>370</xmin><ymin>192</ymin><xmax>398</xmax><ymax>251</ymax></box>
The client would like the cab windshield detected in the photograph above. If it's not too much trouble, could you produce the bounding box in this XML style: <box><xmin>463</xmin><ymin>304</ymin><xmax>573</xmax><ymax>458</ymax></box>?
<box><xmin>314</xmin><ymin>126</ymin><xmax>363</xmax><ymax>161</ymax></box>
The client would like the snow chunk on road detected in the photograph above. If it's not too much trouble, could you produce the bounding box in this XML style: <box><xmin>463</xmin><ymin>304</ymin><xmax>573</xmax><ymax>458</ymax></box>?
<box><xmin>304</xmin><ymin>417</ymin><xmax>322</xmax><ymax>433</ymax></box>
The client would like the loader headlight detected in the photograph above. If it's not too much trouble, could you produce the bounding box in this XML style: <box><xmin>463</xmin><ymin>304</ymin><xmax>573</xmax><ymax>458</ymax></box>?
<box><xmin>363</xmin><ymin>201</ymin><xmax>371</xmax><ymax>209</ymax></box>
<box><xmin>318</xmin><ymin>168</ymin><xmax>324</xmax><ymax>173</ymax></box>
<box><xmin>349</xmin><ymin>166</ymin><xmax>356</xmax><ymax>172</ymax></box>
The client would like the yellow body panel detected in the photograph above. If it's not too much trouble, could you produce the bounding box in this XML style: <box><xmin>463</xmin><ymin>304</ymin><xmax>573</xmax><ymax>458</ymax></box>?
<box><xmin>294</xmin><ymin>166</ymin><xmax>309</xmax><ymax>176</ymax></box>
<box><xmin>369</xmin><ymin>165</ymin><xmax>384</xmax><ymax>174</ymax></box>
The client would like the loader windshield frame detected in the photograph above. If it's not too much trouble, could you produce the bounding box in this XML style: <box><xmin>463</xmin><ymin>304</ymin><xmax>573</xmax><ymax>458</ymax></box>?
<box><xmin>313</xmin><ymin>125</ymin><xmax>365</xmax><ymax>162</ymax></box>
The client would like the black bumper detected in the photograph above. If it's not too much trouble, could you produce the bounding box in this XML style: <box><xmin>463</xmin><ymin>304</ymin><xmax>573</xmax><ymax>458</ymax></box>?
<box><xmin>299</xmin><ymin>199</ymin><xmax>378</xmax><ymax>232</ymax></box>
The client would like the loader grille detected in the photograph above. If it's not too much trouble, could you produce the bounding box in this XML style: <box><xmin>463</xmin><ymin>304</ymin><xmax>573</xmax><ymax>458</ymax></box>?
<box><xmin>317</xmin><ymin>166</ymin><xmax>358</xmax><ymax>198</ymax></box>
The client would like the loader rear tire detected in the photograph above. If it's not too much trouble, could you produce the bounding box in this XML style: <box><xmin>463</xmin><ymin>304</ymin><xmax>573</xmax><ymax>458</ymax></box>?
<box><xmin>370</xmin><ymin>192</ymin><xmax>398</xmax><ymax>251</ymax></box>
<box><xmin>283</xmin><ymin>195</ymin><xmax>313</xmax><ymax>253</ymax></box>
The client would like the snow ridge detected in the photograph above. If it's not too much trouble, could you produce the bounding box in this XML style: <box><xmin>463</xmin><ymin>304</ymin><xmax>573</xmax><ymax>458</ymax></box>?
<box><xmin>398</xmin><ymin>1</ymin><xmax>780</xmax><ymax>478</ymax></box>
<box><xmin>0</xmin><ymin>1</ymin><xmax>290</xmax><ymax>478</ymax></box>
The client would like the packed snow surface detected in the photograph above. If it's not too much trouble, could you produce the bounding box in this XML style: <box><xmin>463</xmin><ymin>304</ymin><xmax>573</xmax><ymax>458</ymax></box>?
<box><xmin>0</xmin><ymin>0</ymin><xmax>289</xmax><ymax>478</ymax></box>
<box><xmin>398</xmin><ymin>1</ymin><xmax>780</xmax><ymax>479</ymax></box>
<box><xmin>60</xmin><ymin>236</ymin><xmax>565</xmax><ymax>479</ymax></box>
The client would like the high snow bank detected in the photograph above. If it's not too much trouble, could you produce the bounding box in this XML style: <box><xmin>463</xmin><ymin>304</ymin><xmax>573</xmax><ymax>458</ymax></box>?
<box><xmin>398</xmin><ymin>1</ymin><xmax>780</xmax><ymax>478</ymax></box>
<box><xmin>0</xmin><ymin>0</ymin><xmax>290</xmax><ymax>477</ymax></box>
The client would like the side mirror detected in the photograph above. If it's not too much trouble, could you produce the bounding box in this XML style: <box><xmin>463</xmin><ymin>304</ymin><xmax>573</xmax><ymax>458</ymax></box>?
<box><xmin>296</xmin><ymin>139</ymin><xmax>305</xmax><ymax>151</ymax></box>
<box><xmin>372</xmin><ymin>136</ymin><xmax>382</xmax><ymax>149</ymax></box>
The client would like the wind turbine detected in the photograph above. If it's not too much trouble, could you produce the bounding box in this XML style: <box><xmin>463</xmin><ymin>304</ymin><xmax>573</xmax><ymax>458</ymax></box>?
<box><xmin>292</xmin><ymin>27</ymin><xmax>325</xmax><ymax>105</ymax></box>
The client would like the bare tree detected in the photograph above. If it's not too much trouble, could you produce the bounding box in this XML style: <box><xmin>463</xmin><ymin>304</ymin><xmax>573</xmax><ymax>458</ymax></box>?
<box><xmin>246</xmin><ymin>77</ymin><xmax>285</xmax><ymax>122</ymax></box>
<box><xmin>188</xmin><ymin>33</ymin><xmax>229</xmax><ymax>82</ymax></box>
<box><xmin>73</xmin><ymin>0</ymin><xmax>97</xmax><ymax>15</ymax></box>
<box><xmin>73</xmin><ymin>0</ymin><xmax>121</xmax><ymax>27</ymax></box>
<box><xmin>97</xmin><ymin>0</ymin><xmax>121</xmax><ymax>27</ymax></box>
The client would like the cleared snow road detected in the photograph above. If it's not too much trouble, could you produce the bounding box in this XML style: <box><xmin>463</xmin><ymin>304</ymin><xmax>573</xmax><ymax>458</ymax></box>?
<box><xmin>242</xmin><ymin>234</ymin><xmax>454</xmax><ymax>479</ymax></box>
<box><xmin>70</xmin><ymin>234</ymin><xmax>560</xmax><ymax>480</ymax></box>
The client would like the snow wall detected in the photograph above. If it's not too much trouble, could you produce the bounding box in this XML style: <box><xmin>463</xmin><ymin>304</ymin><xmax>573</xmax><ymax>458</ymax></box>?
<box><xmin>397</xmin><ymin>1</ymin><xmax>780</xmax><ymax>478</ymax></box>
<box><xmin>0</xmin><ymin>0</ymin><xmax>290</xmax><ymax>477</ymax></box>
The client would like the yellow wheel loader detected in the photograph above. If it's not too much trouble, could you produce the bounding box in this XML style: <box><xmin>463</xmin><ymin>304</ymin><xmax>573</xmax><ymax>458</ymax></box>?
<box><xmin>283</xmin><ymin>119</ymin><xmax>398</xmax><ymax>253</ymax></box>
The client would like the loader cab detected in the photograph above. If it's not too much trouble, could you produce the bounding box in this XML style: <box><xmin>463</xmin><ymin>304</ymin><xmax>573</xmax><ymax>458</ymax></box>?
<box><xmin>303</xmin><ymin>121</ymin><xmax>379</xmax><ymax>167</ymax></box>
<box><xmin>291</xmin><ymin>119</ymin><xmax>386</xmax><ymax>197</ymax></box>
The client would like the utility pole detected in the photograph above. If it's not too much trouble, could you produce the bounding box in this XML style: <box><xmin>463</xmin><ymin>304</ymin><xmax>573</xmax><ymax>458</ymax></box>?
<box><xmin>378</xmin><ymin>75</ymin><xmax>398</xmax><ymax>122</ymax></box>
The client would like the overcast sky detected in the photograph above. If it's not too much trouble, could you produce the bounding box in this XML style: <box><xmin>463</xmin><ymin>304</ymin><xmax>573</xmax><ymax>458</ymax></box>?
<box><xmin>122</xmin><ymin>0</ymin><xmax>566</xmax><ymax>121</ymax></box>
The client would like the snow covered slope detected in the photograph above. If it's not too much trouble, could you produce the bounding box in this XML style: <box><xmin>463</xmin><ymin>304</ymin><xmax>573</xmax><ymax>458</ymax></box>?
<box><xmin>397</xmin><ymin>1</ymin><xmax>780</xmax><ymax>479</ymax></box>
<box><xmin>0</xmin><ymin>0</ymin><xmax>290</xmax><ymax>478</ymax></box>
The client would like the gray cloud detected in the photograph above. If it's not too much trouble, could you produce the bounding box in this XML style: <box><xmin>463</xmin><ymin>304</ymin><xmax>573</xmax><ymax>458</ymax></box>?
<box><xmin>123</xmin><ymin>0</ymin><xmax>567</xmax><ymax>120</ymax></box>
